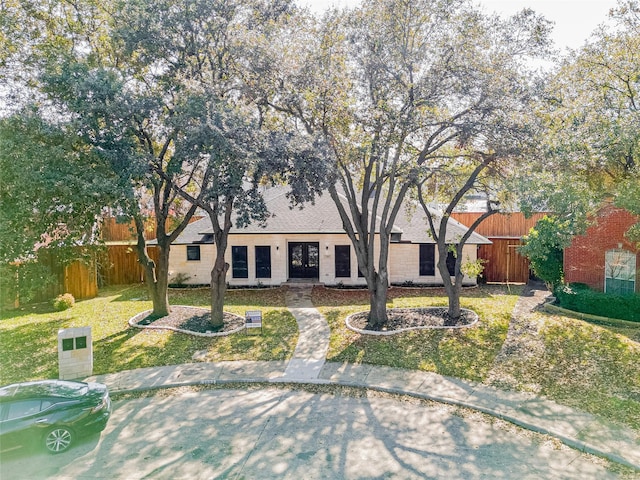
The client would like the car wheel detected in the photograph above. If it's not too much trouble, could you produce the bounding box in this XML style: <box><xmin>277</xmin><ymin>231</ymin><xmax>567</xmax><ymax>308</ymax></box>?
<box><xmin>44</xmin><ymin>427</ymin><xmax>73</xmax><ymax>454</ymax></box>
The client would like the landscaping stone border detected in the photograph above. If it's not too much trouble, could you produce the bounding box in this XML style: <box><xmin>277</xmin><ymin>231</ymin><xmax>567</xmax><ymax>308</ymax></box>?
<box><xmin>128</xmin><ymin>306</ymin><xmax>246</xmax><ymax>337</ymax></box>
<box><xmin>345</xmin><ymin>307</ymin><xmax>479</xmax><ymax>336</ymax></box>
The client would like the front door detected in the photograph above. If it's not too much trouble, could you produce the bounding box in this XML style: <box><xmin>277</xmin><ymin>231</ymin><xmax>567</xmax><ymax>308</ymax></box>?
<box><xmin>288</xmin><ymin>242</ymin><xmax>320</xmax><ymax>279</ymax></box>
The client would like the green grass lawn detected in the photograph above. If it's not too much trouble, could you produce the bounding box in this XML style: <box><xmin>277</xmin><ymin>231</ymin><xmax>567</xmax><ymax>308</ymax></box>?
<box><xmin>3</xmin><ymin>282</ymin><xmax>639</xmax><ymax>433</ymax></box>
<box><xmin>0</xmin><ymin>285</ymin><xmax>298</xmax><ymax>385</ymax></box>
<box><xmin>313</xmin><ymin>284</ymin><xmax>640</xmax><ymax>432</ymax></box>
<box><xmin>313</xmin><ymin>284</ymin><xmax>522</xmax><ymax>381</ymax></box>
<box><xmin>504</xmin><ymin>311</ymin><xmax>640</xmax><ymax>431</ymax></box>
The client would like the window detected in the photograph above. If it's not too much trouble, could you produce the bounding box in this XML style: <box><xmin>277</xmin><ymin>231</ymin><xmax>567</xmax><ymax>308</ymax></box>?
<box><xmin>6</xmin><ymin>400</ymin><xmax>42</xmax><ymax>420</ymax></box>
<box><xmin>605</xmin><ymin>249</ymin><xmax>636</xmax><ymax>295</ymax></box>
<box><xmin>335</xmin><ymin>245</ymin><xmax>351</xmax><ymax>278</ymax></box>
<box><xmin>186</xmin><ymin>245</ymin><xmax>201</xmax><ymax>261</ymax></box>
<box><xmin>232</xmin><ymin>246</ymin><xmax>248</xmax><ymax>278</ymax></box>
<box><xmin>255</xmin><ymin>246</ymin><xmax>271</xmax><ymax>279</ymax></box>
<box><xmin>419</xmin><ymin>244</ymin><xmax>435</xmax><ymax>276</ymax></box>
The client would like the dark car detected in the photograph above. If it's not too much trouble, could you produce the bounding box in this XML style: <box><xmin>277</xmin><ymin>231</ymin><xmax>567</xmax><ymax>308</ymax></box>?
<box><xmin>0</xmin><ymin>380</ymin><xmax>111</xmax><ymax>454</ymax></box>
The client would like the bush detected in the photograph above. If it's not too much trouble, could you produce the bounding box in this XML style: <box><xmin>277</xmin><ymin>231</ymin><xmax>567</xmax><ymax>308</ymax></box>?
<box><xmin>168</xmin><ymin>272</ymin><xmax>191</xmax><ymax>287</ymax></box>
<box><xmin>53</xmin><ymin>293</ymin><xmax>75</xmax><ymax>311</ymax></box>
<box><xmin>519</xmin><ymin>216</ymin><xmax>571</xmax><ymax>289</ymax></box>
<box><xmin>555</xmin><ymin>285</ymin><xmax>640</xmax><ymax>322</ymax></box>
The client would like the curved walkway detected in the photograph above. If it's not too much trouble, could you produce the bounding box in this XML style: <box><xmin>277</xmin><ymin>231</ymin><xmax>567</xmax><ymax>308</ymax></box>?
<box><xmin>86</xmin><ymin>283</ymin><xmax>640</xmax><ymax>472</ymax></box>
<box><xmin>281</xmin><ymin>284</ymin><xmax>330</xmax><ymax>380</ymax></box>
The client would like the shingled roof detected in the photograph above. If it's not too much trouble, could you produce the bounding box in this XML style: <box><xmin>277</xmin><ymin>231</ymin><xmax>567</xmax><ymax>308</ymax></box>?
<box><xmin>170</xmin><ymin>186</ymin><xmax>490</xmax><ymax>245</ymax></box>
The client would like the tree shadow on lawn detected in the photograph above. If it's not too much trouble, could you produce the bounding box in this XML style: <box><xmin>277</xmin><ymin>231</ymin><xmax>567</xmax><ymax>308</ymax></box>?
<box><xmin>92</xmin><ymin>309</ymin><xmax>298</xmax><ymax>375</ymax></box>
<box><xmin>100</xmin><ymin>284</ymin><xmax>149</xmax><ymax>302</ymax></box>
<box><xmin>103</xmin><ymin>284</ymin><xmax>288</xmax><ymax>309</ymax></box>
<box><xmin>0</xmin><ymin>317</ymin><xmax>74</xmax><ymax>384</ymax></box>
<box><xmin>0</xmin><ymin>302</ymin><xmax>60</xmax><ymax>320</ymax></box>
<box><xmin>327</xmin><ymin>314</ymin><xmax>509</xmax><ymax>382</ymax></box>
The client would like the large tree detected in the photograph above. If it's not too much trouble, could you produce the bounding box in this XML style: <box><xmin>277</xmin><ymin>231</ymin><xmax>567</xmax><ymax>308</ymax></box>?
<box><xmin>39</xmin><ymin>56</ymin><xmax>204</xmax><ymax>318</ymax></box>
<box><xmin>0</xmin><ymin>111</ymin><xmax>118</xmax><ymax>304</ymax></box>
<box><xmin>2</xmin><ymin>0</ymin><xmax>210</xmax><ymax>316</ymax></box>
<box><xmin>529</xmin><ymin>0</ymin><xmax>640</xmax><ymax>243</ymax></box>
<box><xmin>113</xmin><ymin>0</ymin><xmax>326</xmax><ymax>327</ymax></box>
<box><xmin>261</xmin><ymin>0</ymin><xmax>550</xmax><ymax>325</ymax></box>
<box><xmin>411</xmin><ymin>6</ymin><xmax>552</xmax><ymax>320</ymax></box>
<box><xmin>8</xmin><ymin>0</ymin><xmax>292</xmax><ymax>319</ymax></box>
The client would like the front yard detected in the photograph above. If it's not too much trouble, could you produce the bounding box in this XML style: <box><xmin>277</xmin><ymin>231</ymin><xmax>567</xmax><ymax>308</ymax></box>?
<box><xmin>314</xmin><ymin>284</ymin><xmax>520</xmax><ymax>381</ymax></box>
<box><xmin>313</xmin><ymin>284</ymin><xmax>640</xmax><ymax>432</ymax></box>
<box><xmin>0</xmin><ymin>285</ymin><xmax>298</xmax><ymax>385</ymax></box>
<box><xmin>1</xmin><ymin>283</ymin><xmax>639</xmax><ymax>431</ymax></box>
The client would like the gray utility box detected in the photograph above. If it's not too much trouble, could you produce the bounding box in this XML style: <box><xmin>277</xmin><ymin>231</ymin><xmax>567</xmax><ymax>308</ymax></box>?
<box><xmin>58</xmin><ymin>327</ymin><xmax>93</xmax><ymax>380</ymax></box>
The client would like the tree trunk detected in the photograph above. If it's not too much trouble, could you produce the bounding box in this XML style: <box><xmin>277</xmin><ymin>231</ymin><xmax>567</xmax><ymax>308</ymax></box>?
<box><xmin>444</xmin><ymin>280</ymin><xmax>462</xmax><ymax>324</ymax></box>
<box><xmin>150</xmin><ymin>246</ymin><xmax>171</xmax><ymax>317</ymax></box>
<box><xmin>367</xmin><ymin>273</ymin><xmax>389</xmax><ymax>329</ymax></box>
<box><xmin>210</xmin><ymin>253</ymin><xmax>229</xmax><ymax>329</ymax></box>
<box><xmin>134</xmin><ymin>216</ymin><xmax>170</xmax><ymax>317</ymax></box>
<box><xmin>437</xmin><ymin>245</ymin><xmax>462</xmax><ymax>325</ymax></box>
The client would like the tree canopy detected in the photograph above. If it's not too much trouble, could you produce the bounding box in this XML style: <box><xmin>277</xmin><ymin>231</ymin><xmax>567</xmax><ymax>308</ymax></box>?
<box><xmin>529</xmin><ymin>0</ymin><xmax>640</xmax><ymax>240</ymax></box>
<box><xmin>259</xmin><ymin>0</ymin><xmax>551</xmax><ymax>324</ymax></box>
<box><xmin>0</xmin><ymin>111</ymin><xmax>118</xmax><ymax>263</ymax></box>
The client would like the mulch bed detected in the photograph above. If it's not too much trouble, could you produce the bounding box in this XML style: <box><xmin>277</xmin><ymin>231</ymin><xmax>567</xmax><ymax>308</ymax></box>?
<box><xmin>348</xmin><ymin>307</ymin><xmax>477</xmax><ymax>332</ymax></box>
<box><xmin>136</xmin><ymin>306</ymin><xmax>244</xmax><ymax>334</ymax></box>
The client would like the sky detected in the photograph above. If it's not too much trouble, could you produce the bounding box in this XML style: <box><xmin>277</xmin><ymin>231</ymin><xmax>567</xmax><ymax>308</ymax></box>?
<box><xmin>297</xmin><ymin>0</ymin><xmax>619</xmax><ymax>51</ymax></box>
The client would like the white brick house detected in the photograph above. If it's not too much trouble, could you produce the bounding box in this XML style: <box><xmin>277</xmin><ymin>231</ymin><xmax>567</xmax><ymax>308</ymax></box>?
<box><xmin>168</xmin><ymin>187</ymin><xmax>491</xmax><ymax>287</ymax></box>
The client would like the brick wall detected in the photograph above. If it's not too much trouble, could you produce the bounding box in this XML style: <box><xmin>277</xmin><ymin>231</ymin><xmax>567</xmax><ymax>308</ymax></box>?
<box><xmin>564</xmin><ymin>205</ymin><xmax>639</xmax><ymax>291</ymax></box>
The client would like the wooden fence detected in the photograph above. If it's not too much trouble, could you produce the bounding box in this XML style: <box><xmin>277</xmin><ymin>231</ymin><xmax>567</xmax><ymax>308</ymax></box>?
<box><xmin>24</xmin><ymin>250</ymin><xmax>98</xmax><ymax>303</ymax></box>
<box><xmin>477</xmin><ymin>239</ymin><xmax>529</xmax><ymax>283</ymax></box>
<box><xmin>451</xmin><ymin>212</ymin><xmax>548</xmax><ymax>238</ymax></box>
<box><xmin>451</xmin><ymin>212</ymin><xmax>548</xmax><ymax>284</ymax></box>
<box><xmin>63</xmin><ymin>257</ymin><xmax>98</xmax><ymax>299</ymax></box>
<box><xmin>101</xmin><ymin>217</ymin><xmax>157</xmax><ymax>242</ymax></box>
<box><xmin>98</xmin><ymin>244</ymin><xmax>159</xmax><ymax>286</ymax></box>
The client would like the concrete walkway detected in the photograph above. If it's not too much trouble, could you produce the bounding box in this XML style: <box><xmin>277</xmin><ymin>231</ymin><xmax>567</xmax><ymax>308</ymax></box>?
<box><xmin>281</xmin><ymin>284</ymin><xmax>330</xmax><ymax>380</ymax></box>
<box><xmin>85</xmin><ymin>283</ymin><xmax>640</xmax><ymax>472</ymax></box>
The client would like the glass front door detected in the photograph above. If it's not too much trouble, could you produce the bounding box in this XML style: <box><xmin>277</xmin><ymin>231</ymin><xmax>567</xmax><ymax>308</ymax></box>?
<box><xmin>288</xmin><ymin>242</ymin><xmax>320</xmax><ymax>279</ymax></box>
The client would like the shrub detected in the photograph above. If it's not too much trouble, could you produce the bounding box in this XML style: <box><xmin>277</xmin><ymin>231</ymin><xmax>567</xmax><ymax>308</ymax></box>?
<box><xmin>169</xmin><ymin>272</ymin><xmax>191</xmax><ymax>288</ymax></box>
<box><xmin>53</xmin><ymin>293</ymin><xmax>75</xmax><ymax>311</ymax></box>
<box><xmin>555</xmin><ymin>285</ymin><xmax>640</xmax><ymax>322</ymax></box>
<box><xmin>519</xmin><ymin>216</ymin><xmax>573</xmax><ymax>289</ymax></box>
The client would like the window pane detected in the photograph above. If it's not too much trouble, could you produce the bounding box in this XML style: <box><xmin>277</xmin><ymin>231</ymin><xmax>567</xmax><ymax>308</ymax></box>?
<box><xmin>7</xmin><ymin>400</ymin><xmax>42</xmax><ymax>420</ymax></box>
<box><xmin>232</xmin><ymin>246</ymin><xmax>248</xmax><ymax>278</ymax></box>
<box><xmin>606</xmin><ymin>278</ymin><xmax>635</xmax><ymax>295</ymax></box>
<box><xmin>605</xmin><ymin>249</ymin><xmax>636</xmax><ymax>295</ymax></box>
<box><xmin>419</xmin><ymin>244</ymin><xmax>435</xmax><ymax>276</ymax></box>
<box><xmin>255</xmin><ymin>246</ymin><xmax>271</xmax><ymax>279</ymax></box>
<box><xmin>335</xmin><ymin>245</ymin><xmax>351</xmax><ymax>278</ymax></box>
<box><xmin>186</xmin><ymin>245</ymin><xmax>201</xmax><ymax>261</ymax></box>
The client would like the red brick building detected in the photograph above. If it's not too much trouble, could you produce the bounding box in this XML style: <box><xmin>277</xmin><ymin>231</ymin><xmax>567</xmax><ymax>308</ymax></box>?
<box><xmin>564</xmin><ymin>204</ymin><xmax>639</xmax><ymax>294</ymax></box>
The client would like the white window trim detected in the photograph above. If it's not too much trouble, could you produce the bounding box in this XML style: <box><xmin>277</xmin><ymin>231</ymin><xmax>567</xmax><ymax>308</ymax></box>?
<box><xmin>604</xmin><ymin>249</ymin><xmax>636</xmax><ymax>294</ymax></box>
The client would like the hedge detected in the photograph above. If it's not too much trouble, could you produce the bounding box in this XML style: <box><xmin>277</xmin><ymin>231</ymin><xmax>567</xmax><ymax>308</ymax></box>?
<box><xmin>555</xmin><ymin>285</ymin><xmax>640</xmax><ymax>322</ymax></box>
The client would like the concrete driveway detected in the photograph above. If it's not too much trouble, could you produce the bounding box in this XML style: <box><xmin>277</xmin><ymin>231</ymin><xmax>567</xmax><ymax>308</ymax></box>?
<box><xmin>0</xmin><ymin>387</ymin><xmax>623</xmax><ymax>479</ymax></box>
